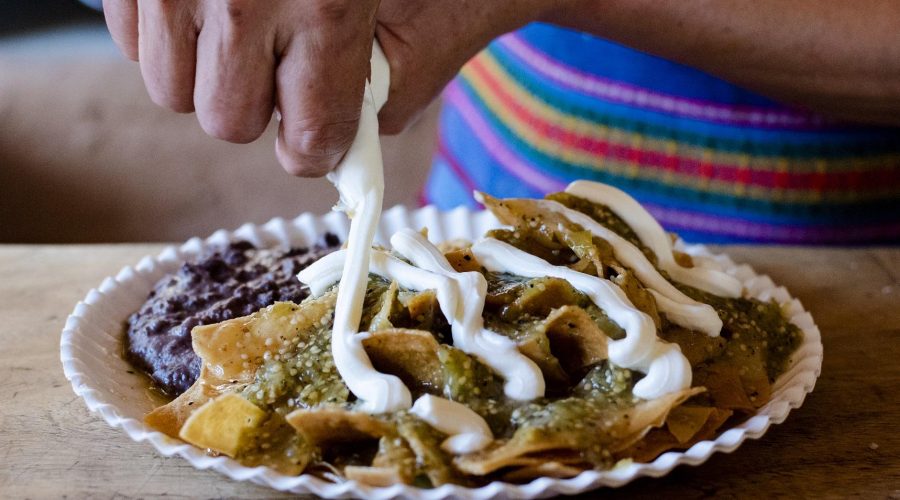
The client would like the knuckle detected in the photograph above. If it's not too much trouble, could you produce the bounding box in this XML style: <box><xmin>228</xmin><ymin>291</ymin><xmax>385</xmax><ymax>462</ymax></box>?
<box><xmin>280</xmin><ymin>159</ymin><xmax>331</xmax><ymax>178</ymax></box>
<box><xmin>147</xmin><ymin>88</ymin><xmax>194</xmax><ymax>113</ymax></box>
<box><xmin>221</xmin><ymin>0</ymin><xmax>252</xmax><ymax>29</ymax></box>
<box><xmin>153</xmin><ymin>0</ymin><xmax>181</xmax><ymax>18</ymax></box>
<box><xmin>200</xmin><ymin>115</ymin><xmax>261</xmax><ymax>144</ymax></box>
<box><xmin>282</xmin><ymin>119</ymin><xmax>357</xmax><ymax>163</ymax></box>
<box><xmin>311</xmin><ymin>0</ymin><xmax>353</xmax><ymax>23</ymax></box>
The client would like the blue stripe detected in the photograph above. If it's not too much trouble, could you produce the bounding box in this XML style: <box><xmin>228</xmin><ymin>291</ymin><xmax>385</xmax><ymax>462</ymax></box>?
<box><xmin>438</xmin><ymin>102</ymin><xmax>546</xmax><ymax>201</ymax></box>
<box><xmin>425</xmin><ymin>158</ymin><xmax>479</xmax><ymax>210</ymax></box>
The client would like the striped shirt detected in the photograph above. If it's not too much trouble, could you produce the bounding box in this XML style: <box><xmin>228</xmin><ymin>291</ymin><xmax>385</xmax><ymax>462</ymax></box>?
<box><xmin>425</xmin><ymin>24</ymin><xmax>900</xmax><ymax>244</ymax></box>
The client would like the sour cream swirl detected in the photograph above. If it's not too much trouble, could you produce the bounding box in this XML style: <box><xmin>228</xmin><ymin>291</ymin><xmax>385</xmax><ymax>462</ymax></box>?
<box><xmin>565</xmin><ymin>180</ymin><xmax>742</xmax><ymax>298</ymax></box>
<box><xmin>470</xmin><ymin>238</ymin><xmax>692</xmax><ymax>400</ymax></box>
<box><xmin>410</xmin><ymin>395</ymin><xmax>493</xmax><ymax>454</ymax></box>
<box><xmin>299</xmin><ymin>229</ymin><xmax>545</xmax><ymax>401</ymax></box>
<box><xmin>473</xmin><ymin>193</ymin><xmax>723</xmax><ymax>337</ymax></box>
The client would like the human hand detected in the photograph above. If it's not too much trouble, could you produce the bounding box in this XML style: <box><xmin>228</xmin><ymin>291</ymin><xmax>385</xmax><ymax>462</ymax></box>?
<box><xmin>102</xmin><ymin>0</ymin><xmax>550</xmax><ymax>176</ymax></box>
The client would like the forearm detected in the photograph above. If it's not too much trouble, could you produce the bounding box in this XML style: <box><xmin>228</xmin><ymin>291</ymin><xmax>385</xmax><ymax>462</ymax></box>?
<box><xmin>543</xmin><ymin>0</ymin><xmax>900</xmax><ymax>125</ymax></box>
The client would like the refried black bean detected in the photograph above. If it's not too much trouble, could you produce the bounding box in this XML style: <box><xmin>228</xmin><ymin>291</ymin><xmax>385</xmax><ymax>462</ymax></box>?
<box><xmin>125</xmin><ymin>235</ymin><xmax>341</xmax><ymax>396</ymax></box>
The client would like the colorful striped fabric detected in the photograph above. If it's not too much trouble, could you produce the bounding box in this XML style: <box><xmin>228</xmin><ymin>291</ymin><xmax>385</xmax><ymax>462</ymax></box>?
<box><xmin>424</xmin><ymin>23</ymin><xmax>900</xmax><ymax>244</ymax></box>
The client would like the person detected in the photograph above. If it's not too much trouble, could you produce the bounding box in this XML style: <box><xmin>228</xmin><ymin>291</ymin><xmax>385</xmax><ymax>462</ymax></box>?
<box><xmin>99</xmin><ymin>0</ymin><xmax>900</xmax><ymax>243</ymax></box>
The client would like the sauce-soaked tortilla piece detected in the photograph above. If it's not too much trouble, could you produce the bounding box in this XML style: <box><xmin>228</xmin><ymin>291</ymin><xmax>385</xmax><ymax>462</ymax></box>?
<box><xmin>660</xmin><ymin>327</ymin><xmax>727</xmax><ymax>366</ymax></box>
<box><xmin>619</xmin><ymin>406</ymin><xmax>733</xmax><ymax>462</ymax></box>
<box><xmin>499</xmin><ymin>304</ymin><xmax>612</xmax><ymax>391</ymax></box>
<box><xmin>454</xmin><ymin>387</ymin><xmax>702</xmax><ymax>476</ymax></box>
<box><xmin>347</xmin><ymin>432</ymin><xmax>422</xmax><ymax>486</ymax></box>
<box><xmin>395</xmin><ymin>413</ymin><xmax>466</xmax><ymax>487</ymax></box>
<box><xmin>666</xmin><ymin>405</ymin><xmax>718</xmax><ymax>444</ymax></box>
<box><xmin>364</xmin><ymin>281</ymin><xmax>401</xmax><ymax>332</ymax></box>
<box><xmin>540</xmin><ymin>305</ymin><xmax>609</xmax><ymax>378</ymax></box>
<box><xmin>499</xmin><ymin>277</ymin><xmax>587</xmax><ymax>321</ymax></box>
<box><xmin>443</xmin><ymin>247</ymin><xmax>482</xmax><ymax>273</ymax></box>
<box><xmin>362</xmin><ymin>329</ymin><xmax>445</xmax><ymax>392</ymax></box>
<box><xmin>480</xmin><ymin>193</ymin><xmax>723</xmax><ymax>337</ymax></box>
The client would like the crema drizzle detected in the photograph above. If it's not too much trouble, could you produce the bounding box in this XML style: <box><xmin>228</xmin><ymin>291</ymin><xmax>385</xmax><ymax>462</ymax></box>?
<box><xmin>470</xmin><ymin>238</ymin><xmax>691</xmax><ymax>400</ymax></box>
<box><xmin>303</xmin><ymin>44</ymin><xmax>739</xmax><ymax>451</ymax></box>
<box><xmin>473</xmin><ymin>192</ymin><xmax>723</xmax><ymax>337</ymax></box>
<box><xmin>565</xmin><ymin>181</ymin><xmax>742</xmax><ymax>298</ymax></box>
<box><xmin>410</xmin><ymin>395</ymin><xmax>494</xmax><ymax>454</ymax></box>
<box><xmin>299</xmin><ymin>229</ymin><xmax>545</xmax><ymax>401</ymax></box>
<box><xmin>319</xmin><ymin>43</ymin><xmax>409</xmax><ymax>414</ymax></box>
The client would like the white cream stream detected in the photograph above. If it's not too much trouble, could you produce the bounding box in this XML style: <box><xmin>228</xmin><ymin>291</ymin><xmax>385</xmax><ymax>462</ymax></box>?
<box><xmin>299</xmin><ymin>229</ymin><xmax>545</xmax><ymax>401</ymax></box>
<box><xmin>320</xmin><ymin>43</ymin><xmax>410</xmax><ymax>414</ymax></box>
<box><xmin>390</xmin><ymin>229</ymin><xmax>545</xmax><ymax>400</ymax></box>
<box><xmin>470</xmin><ymin>238</ymin><xmax>692</xmax><ymax>399</ymax></box>
<box><xmin>566</xmin><ymin>180</ymin><xmax>742</xmax><ymax>298</ymax></box>
<box><xmin>473</xmin><ymin>192</ymin><xmax>724</xmax><ymax>337</ymax></box>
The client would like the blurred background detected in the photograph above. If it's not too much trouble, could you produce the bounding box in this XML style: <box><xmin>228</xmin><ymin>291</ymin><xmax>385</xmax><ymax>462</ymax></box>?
<box><xmin>0</xmin><ymin>0</ymin><xmax>437</xmax><ymax>243</ymax></box>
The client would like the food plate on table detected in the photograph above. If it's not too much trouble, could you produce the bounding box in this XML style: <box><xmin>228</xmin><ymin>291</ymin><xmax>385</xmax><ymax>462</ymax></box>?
<box><xmin>61</xmin><ymin>183</ymin><xmax>823</xmax><ymax>499</ymax></box>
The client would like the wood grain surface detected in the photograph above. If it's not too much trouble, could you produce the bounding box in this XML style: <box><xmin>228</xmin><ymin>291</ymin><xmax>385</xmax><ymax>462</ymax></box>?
<box><xmin>0</xmin><ymin>245</ymin><xmax>898</xmax><ymax>499</ymax></box>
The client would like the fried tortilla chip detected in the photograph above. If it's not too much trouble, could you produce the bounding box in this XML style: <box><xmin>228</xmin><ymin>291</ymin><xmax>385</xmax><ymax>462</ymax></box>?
<box><xmin>192</xmin><ymin>297</ymin><xmax>336</xmax><ymax>384</ymax></box>
<box><xmin>178</xmin><ymin>393</ymin><xmax>265</xmax><ymax>457</ymax></box>
<box><xmin>501</xmin><ymin>277</ymin><xmax>585</xmax><ymax>320</ymax></box>
<box><xmin>444</xmin><ymin>247</ymin><xmax>482</xmax><ymax>273</ymax></box>
<box><xmin>285</xmin><ymin>408</ymin><xmax>390</xmax><ymax>446</ymax></box>
<box><xmin>665</xmin><ymin>405</ymin><xmax>715</xmax><ymax>444</ymax></box>
<box><xmin>612</xmin><ymin>271</ymin><xmax>661</xmax><ymax>327</ymax></box>
<box><xmin>367</xmin><ymin>281</ymin><xmax>401</xmax><ymax>332</ymax></box>
<box><xmin>515</xmin><ymin>331</ymin><xmax>570</xmax><ymax>388</ymax></box>
<box><xmin>621</xmin><ymin>406</ymin><xmax>733</xmax><ymax>462</ymax></box>
<box><xmin>502</xmin><ymin>462</ymin><xmax>587</xmax><ymax>481</ymax></box>
<box><xmin>144</xmin><ymin>367</ymin><xmax>219</xmax><ymax>438</ymax></box>
<box><xmin>344</xmin><ymin>465</ymin><xmax>408</xmax><ymax>487</ymax></box>
<box><xmin>695</xmin><ymin>352</ymin><xmax>772</xmax><ymax>412</ymax></box>
<box><xmin>541</xmin><ymin>305</ymin><xmax>609</xmax><ymax>376</ymax></box>
<box><xmin>398</xmin><ymin>289</ymin><xmax>442</xmax><ymax>332</ymax></box>
<box><xmin>660</xmin><ymin>327</ymin><xmax>726</xmax><ymax>366</ymax></box>
<box><xmin>693</xmin><ymin>364</ymin><xmax>755</xmax><ymax>411</ymax></box>
<box><xmin>396</xmin><ymin>414</ymin><xmax>464</xmax><ymax>487</ymax></box>
<box><xmin>367</xmin><ymin>434</ymin><xmax>419</xmax><ymax>485</ymax></box>
<box><xmin>362</xmin><ymin>329</ymin><xmax>444</xmax><ymax>392</ymax></box>
<box><xmin>455</xmin><ymin>387</ymin><xmax>702</xmax><ymax>475</ymax></box>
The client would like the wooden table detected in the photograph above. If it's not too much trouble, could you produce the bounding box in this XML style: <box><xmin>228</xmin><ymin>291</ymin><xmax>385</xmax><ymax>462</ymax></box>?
<box><xmin>1</xmin><ymin>245</ymin><xmax>898</xmax><ymax>499</ymax></box>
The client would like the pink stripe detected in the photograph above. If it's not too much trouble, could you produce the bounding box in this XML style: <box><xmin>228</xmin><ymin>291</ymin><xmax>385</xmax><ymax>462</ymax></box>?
<box><xmin>646</xmin><ymin>203</ymin><xmax>900</xmax><ymax>243</ymax></box>
<box><xmin>444</xmin><ymin>82</ymin><xmax>567</xmax><ymax>193</ymax></box>
<box><xmin>500</xmin><ymin>34</ymin><xmax>829</xmax><ymax>130</ymax></box>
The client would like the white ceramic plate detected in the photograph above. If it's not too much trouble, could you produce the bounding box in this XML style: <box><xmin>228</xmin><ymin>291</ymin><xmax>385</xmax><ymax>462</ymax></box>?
<box><xmin>60</xmin><ymin>205</ymin><xmax>823</xmax><ymax>499</ymax></box>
